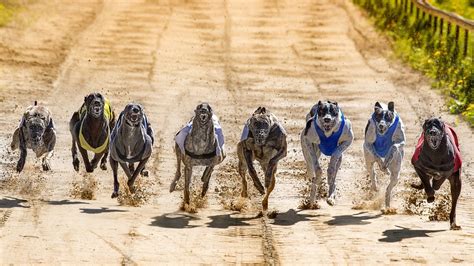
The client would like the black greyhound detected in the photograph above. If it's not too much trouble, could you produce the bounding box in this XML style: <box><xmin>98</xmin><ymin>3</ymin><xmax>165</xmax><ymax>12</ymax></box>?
<box><xmin>70</xmin><ymin>93</ymin><xmax>115</xmax><ymax>173</ymax></box>
<box><xmin>411</xmin><ymin>118</ymin><xmax>462</xmax><ymax>230</ymax></box>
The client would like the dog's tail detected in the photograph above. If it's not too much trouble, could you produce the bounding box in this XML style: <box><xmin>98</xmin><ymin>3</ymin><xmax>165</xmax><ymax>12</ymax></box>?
<box><xmin>10</xmin><ymin>128</ymin><xmax>20</xmax><ymax>151</ymax></box>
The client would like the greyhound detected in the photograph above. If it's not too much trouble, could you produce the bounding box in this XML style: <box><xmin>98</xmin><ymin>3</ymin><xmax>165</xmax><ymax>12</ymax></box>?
<box><xmin>11</xmin><ymin>101</ymin><xmax>56</xmax><ymax>172</ymax></box>
<box><xmin>237</xmin><ymin>107</ymin><xmax>287</xmax><ymax>211</ymax></box>
<box><xmin>109</xmin><ymin>103</ymin><xmax>154</xmax><ymax>198</ymax></box>
<box><xmin>170</xmin><ymin>103</ymin><xmax>225</xmax><ymax>205</ymax></box>
<box><xmin>411</xmin><ymin>118</ymin><xmax>462</xmax><ymax>230</ymax></box>
<box><xmin>70</xmin><ymin>93</ymin><xmax>115</xmax><ymax>173</ymax></box>
<box><xmin>364</xmin><ymin>102</ymin><xmax>405</xmax><ymax>209</ymax></box>
<box><xmin>301</xmin><ymin>101</ymin><xmax>353</xmax><ymax>207</ymax></box>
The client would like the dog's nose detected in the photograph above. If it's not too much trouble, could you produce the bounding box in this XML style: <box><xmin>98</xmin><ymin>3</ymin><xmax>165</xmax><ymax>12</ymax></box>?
<box><xmin>429</xmin><ymin>130</ymin><xmax>437</xmax><ymax>136</ymax></box>
<box><xmin>323</xmin><ymin>118</ymin><xmax>331</xmax><ymax>123</ymax></box>
<box><xmin>132</xmin><ymin>107</ymin><xmax>139</xmax><ymax>113</ymax></box>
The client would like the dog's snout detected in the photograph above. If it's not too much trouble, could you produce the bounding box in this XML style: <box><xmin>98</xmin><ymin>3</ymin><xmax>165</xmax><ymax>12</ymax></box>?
<box><xmin>429</xmin><ymin>130</ymin><xmax>437</xmax><ymax>136</ymax></box>
<box><xmin>323</xmin><ymin>117</ymin><xmax>331</xmax><ymax>123</ymax></box>
<box><xmin>132</xmin><ymin>107</ymin><xmax>139</xmax><ymax>113</ymax></box>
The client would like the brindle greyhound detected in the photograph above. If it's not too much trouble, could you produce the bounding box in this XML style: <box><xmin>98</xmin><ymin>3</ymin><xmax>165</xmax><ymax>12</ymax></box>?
<box><xmin>11</xmin><ymin>101</ymin><xmax>56</xmax><ymax>172</ymax></box>
<box><xmin>411</xmin><ymin>118</ymin><xmax>462</xmax><ymax>230</ymax></box>
<box><xmin>237</xmin><ymin>107</ymin><xmax>287</xmax><ymax>211</ymax></box>
<box><xmin>170</xmin><ymin>103</ymin><xmax>225</xmax><ymax>205</ymax></box>
<box><xmin>109</xmin><ymin>103</ymin><xmax>154</xmax><ymax>198</ymax></box>
<box><xmin>70</xmin><ymin>93</ymin><xmax>115</xmax><ymax>173</ymax></box>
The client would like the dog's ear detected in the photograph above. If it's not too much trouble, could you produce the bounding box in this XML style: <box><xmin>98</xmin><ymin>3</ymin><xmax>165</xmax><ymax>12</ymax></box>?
<box><xmin>47</xmin><ymin>117</ymin><xmax>54</xmax><ymax>130</ymax></box>
<box><xmin>317</xmin><ymin>100</ymin><xmax>323</xmax><ymax>107</ymax></box>
<box><xmin>374</xmin><ymin>102</ymin><xmax>382</xmax><ymax>113</ymax></box>
<box><xmin>333</xmin><ymin>101</ymin><xmax>338</xmax><ymax>106</ymax></box>
<box><xmin>207</xmin><ymin>104</ymin><xmax>213</xmax><ymax>113</ymax></box>
<box><xmin>388</xmin><ymin>102</ymin><xmax>395</xmax><ymax>112</ymax></box>
<box><xmin>422</xmin><ymin>119</ymin><xmax>429</xmax><ymax>131</ymax></box>
<box><xmin>254</xmin><ymin>107</ymin><xmax>262</xmax><ymax>114</ymax></box>
<box><xmin>34</xmin><ymin>101</ymin><xmax>37</xmax><ymax>106</ymax></box>
<box><xmin>261</xmin><ymin>107</ymin><xmax>266</xmax><ymax>113</ymax></box>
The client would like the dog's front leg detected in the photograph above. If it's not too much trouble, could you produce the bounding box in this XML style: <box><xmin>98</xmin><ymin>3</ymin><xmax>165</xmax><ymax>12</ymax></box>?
<box><xmin>265</xmin><ymin>137</ymin><xmax>287</xmax><ymax>188</ymax></box>
<box><xmin>201</xmin><ymin>165</ymin><xmax>214</xmax><ymax>197</ymax></box>
<box><xmin>301</xmin><ymin>136</ymin><xmax>322</xmax><ymax>203</ymax></box>
<box><xmin>110</xmin><ymin>158</ymin><xmax>119</xmax><ymax>198</ymax></box>
<box><xmin>363</xmin><ymin>145</ymin><xmax>378</xmax><ymax>191</ymax></box>
<box><xmin>262</xmin><ymin>164</ymin><xmax>277</xmax><ymax>211</ymax></box>
<box><xmin>16</xmin><ymin>131</ymin><xmax>27</xmax><ymax>173</ymax></box>
<box><xmin>78</xmin><ymin>146</ymin><xmax>93</xmax><ymax>173</ymax></box>
<box><xmin>385</xmin><ymin>147</ymin><xmax>403</xmax><ymax>208</ymax></box>
<box><xmin>414</xmin><ymin>166</ymin><xmax>435</xmax><ymax>202</ymax></box>
<box><xmin>184</xmin><ymin>165</ymin><xmax>192</xmax><ymax>204</ymax></box>
<box><xmin>170</xmin><ymin>143</ymin><xmax>182</xmax><ymax>193</ymax></box>
<box><xmin>327</xmin><ymin>154</ymin><xmax>342</xmax><ymax>206</ymax></box>
<box><xmin>237</xmin><ymin>141</ymin><xmax>249</xmax><ymax>197</ymax></box>
<box><xmin>41</xmin><ymin>129</ymin><xmax>56</xmax><ymax>171</ymax></box>
<box><xmin>42</xmin><ymin>150</ymin><xmax>54</xmax><ymax>171</ymax></box>
<box><xmin>448</xmin><ymin>171</ymin><xmax>462</xmax><ymax>230</ymax></box>
<box><xmin>244</xmin><ymin>146</ymin><xmax>265</xmax><ymax>195</ymax></box>
<box><xmin>127</xmin><ymin>157</ymin><xmax>149</xmax><ymax>193</ymax></box>
<box><xmin>90</xmin><ymin>152</ymin><xmax>104</xmax><ymax>170</ymax></box>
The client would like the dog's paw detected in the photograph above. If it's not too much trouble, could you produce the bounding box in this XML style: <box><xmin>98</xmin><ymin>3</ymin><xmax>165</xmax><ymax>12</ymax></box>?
<box><xmin>42</xmin><ymin>162</ymin><xmax>51</xmax><ymax>171</ymax></box>
<box><xmin>169</xmin><ymin>181</ymin><xmax>177</xmax><ymax>193</ymax></box>
<box><xmin>100</xmin><ymin>163</ymin><xmax>107</xmax><ymax>171</ymax></box>
<box><xmin>450</xmin><ymin>223</ymin><xmax>461</xmax><ymax>230</ymax></box>
<box><xmin>73</xmin><ymin>159</ymin><xmax>80</xmax><ymax>172</ymax></box>
<box><xmin>326</xmin><ymin>197</ymin><xmax>335</xmax><ymax>206</ymax></box>
<box><xmin>241</xmin><ymin>190</ymin><xmax>248</xmax><ymax>198</ymax></box>
<box><xmin>298</xmin><ymin>199</ymin><xmax>320</xmax><ymax>210</ymax></box>
<box><xmin>427</xmin><ymin>195</ymin><xmax>435</xmax><ymax>203</ymax></box>
<box><xmin>140</xmin><ymin>169</ymin><xmax>149</xmax><ymax>177</ymax></box>
<box><xmin>111</xmin><ymin>191</ymin><xmax>119</xmax><ymax>198</ymax></box>
<box><xmin>410</xmin><ymin>183</ymin><xmax>424</xmax><ymax>190</ymax></box>
<box><xmin>16</xmin><ymin>160</ymin><xmax>25</xmax><ymax>173</ymax></box>
<box><xmin>381</xmin><ymin>208</ymin><xmax>397</xmax><ymax>215</ymax></box>
<box><xmin>127</xmin><ymin>182</ymin><xmax>136</xmax><ymax>194</ymax></box>
<box><xmin>85</xmin><ymin>167</ymin><xmax>94</xmax><ymax>173</ymax></box>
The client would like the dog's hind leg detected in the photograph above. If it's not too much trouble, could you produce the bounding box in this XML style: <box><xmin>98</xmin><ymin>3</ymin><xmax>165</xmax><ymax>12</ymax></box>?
<box><xmin>170</xmin><ymin>144</ymin><xmax>182</xmax><ymax>193</ymax></box>
<box><xmin>448</xmin><ymin>171</ymin><xmax>461</xmax><ymax>230</ymax></box>
<box><xmin>127</xmin><ymin>157</ymin><xmax>149</xmax><ymax>193</ymax></box>
<box><xmin>110</xmin><ymin>158</ymin><xmax>119</xmax><ymax>198</ymax></box>
<box><xmin>90</xmin><ymin>152</ymin><xmax>103</xmax><ymax>170</ymax></box>
<box><xmin>243</xmin><ymin>145</ymin><xmax>265</xmax><ymax>195</ymax></box>
<box><xmin>201</xmin><ymin>165</ymin><xmax>214</xmax><ymax>197</ymax></box>
<box><xmin>327</xmin><ymin>154</ymin><xmax>342</xmax><ymax>206</ymax></box>
<box><xmin>99</xmin><ymin>149</ymin><xmax>108</xmax><ymax>170</ymax></box>
<box><xmin>184</xmin><ymin>165</ymin><xmax>192</xmax><ymax>205</ymax></box>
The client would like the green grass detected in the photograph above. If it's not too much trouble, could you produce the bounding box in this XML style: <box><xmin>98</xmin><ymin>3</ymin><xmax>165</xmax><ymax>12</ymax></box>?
<box><xmin>428</xmin><ymin>0</ymin><xmax>474</xmax><ymax>20</ymax></box>
<box><xmin>356</xmin><ymin>0</ymin><xmax>474</xmax><ymax>126</ymax></box>
<box><xmin>0</xmin><ymin>1</ymin><xmax>21</xmax><ymax>26</ymax></box>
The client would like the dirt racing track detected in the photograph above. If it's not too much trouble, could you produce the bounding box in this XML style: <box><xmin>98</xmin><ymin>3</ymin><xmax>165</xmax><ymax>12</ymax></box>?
<box><xmin>0</xmin><ymin>0</ymin><xmax>473</xmax><ymax>264</ymax></box>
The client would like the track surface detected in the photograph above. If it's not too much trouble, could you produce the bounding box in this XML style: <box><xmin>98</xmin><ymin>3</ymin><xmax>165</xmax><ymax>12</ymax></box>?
<box><xmin>0</xmin><ymin>0</ymin><xmax>473</xmax><ymax>264</ymax></box>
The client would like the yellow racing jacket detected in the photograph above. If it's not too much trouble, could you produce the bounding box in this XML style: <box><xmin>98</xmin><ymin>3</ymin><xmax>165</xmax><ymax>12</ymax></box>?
<box><xmin>78</xmin><ymin>98</ymin><xmax>113</xmax><ymax>153</ymax></box>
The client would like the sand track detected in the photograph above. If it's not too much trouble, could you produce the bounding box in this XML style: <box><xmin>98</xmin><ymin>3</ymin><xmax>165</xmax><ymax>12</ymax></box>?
<box><xmin>0</xmin><ymin>0</ymin><xmax>473</xmax><ymax>264</ymax></box>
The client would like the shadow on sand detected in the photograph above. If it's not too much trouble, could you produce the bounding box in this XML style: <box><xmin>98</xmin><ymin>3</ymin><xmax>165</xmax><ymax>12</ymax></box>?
<box><xmin>79</xmin><ymin>207</ymin><xmax>128</xmax><ymax>214</ymax></box>
<box><xmin>271</xmin><ymin>209</ymin><xmax>320</xmax><ymax>226</ymax></box>
<box><xmin>0</xmin><ymin>196</ymin><xmax>30</xmax><ymax>208</ymax></box>
<box><xmin>150</xmin><ymin>212</ymin><xmax>200</xmax><ymax>229</ymax></box>
<box><xmin>379</xmin><ymin>226</ymin><xmax>445</xmax><ymax>243</ymax></box>
<box><xmin>325</xmin><ymin>211</ymin><xmax>382</xmax><ymax>226</ymax></box>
